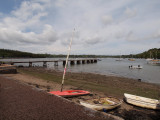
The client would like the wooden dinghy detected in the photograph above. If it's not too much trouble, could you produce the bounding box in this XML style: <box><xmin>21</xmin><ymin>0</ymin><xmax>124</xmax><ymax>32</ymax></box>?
<box><xmin>49</xmin><ymin>90</ymin><xmax>90</xmax><ymax>97</ymax></box>
<box><xmin>128</xmin><ymin>58</ymin><xmax>135</xmax><ymax>61</ymax></box>
<box><xmin>80</xmin><ymin>97</ymin><xmax>122</xmax><ymax>111</ymax></box>
<box><xmin>124</xmin><ymin>93</ymin><xmax>160</xmax><ymax>109</ymax></box>
<box><xmin>49</xmin><ymin>29</ymin><xmax>90</xmax><ymax>98</ymax></box>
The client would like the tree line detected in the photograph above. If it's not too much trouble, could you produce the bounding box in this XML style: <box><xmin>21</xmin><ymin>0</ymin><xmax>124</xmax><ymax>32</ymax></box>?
<box><xmin>0</xmin><ymin>48</ymin><xmax>159</xmax><ymax>59</ymax></box>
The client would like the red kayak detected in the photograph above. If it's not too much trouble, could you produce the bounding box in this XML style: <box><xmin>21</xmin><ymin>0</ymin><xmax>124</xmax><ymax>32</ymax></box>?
<box><xmin>49</xmin><ymin>90</ymin><xmax>90</xmax><ymax>97</ymax></box>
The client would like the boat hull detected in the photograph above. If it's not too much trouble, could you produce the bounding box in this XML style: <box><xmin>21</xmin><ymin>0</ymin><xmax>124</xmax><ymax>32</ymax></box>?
<box><xmin>80</xmin><ymin>97</ymin><xmax>122</xmax><ymax>111</ymax></box>
<box><xmin>49</xmin><ymin>90</ymin><xmax>90</xmax><ymax>97</ymax></box>
<box><xmin>129</xmin><ymin>65</ymin><xmax>143</xmax><ymax>69</ymax></box>
<box><xmin>124</xmin><ymin>93</ymin><xmax>160</xmax><ymax>109</ymax></box>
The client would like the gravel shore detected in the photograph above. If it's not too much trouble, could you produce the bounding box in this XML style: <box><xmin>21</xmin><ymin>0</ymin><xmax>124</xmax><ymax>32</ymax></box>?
<box><xmin>1</xmin><ymin>67</ymin><xmax>160</xmax><ymax>120</ymax></box>
<box><xmin>0</xmin><ymin>75</ymin><xmax>121</xmax><ymax>120</ymax></box>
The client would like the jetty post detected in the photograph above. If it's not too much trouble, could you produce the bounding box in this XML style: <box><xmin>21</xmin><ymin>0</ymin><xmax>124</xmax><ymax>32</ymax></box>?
<box><xmin>87</xmin><ymin>60</ymin><xmax>90</xmax><ymax>63</ymax></box>
<box><xmin>77</xmin><ymin>60</ymin><xmax>81</xmax><ymax>64</ymax></box>
<box><xmin>54</xmin><ymin>61</ymin><xmax>58</xmax><ymax>66</ymax></box>
<box><xmin>43</xmin><ymin>61</ymin><xmax>47</xmax><ymax>67</ymax></box>
<box><xmin>82</xmin><ymin>60</ymin><xmax>86</xmax><ymax>64</ymax></box>
<box><xmin>29</xmin><ymin>62</ymin><xmax>32</xmax><ymax>67</ymax></box>
<box><xmin>70</xmin><ymin>60</ymin><xmax>75</xmax><ymax>65</ymax></box>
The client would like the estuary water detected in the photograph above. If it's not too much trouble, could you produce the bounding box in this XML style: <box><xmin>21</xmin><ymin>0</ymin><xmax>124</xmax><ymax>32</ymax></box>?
<box><xmin>1</xmin><ymin>58</ymin><xmax>160</xmax><ymax>84</ymax></box>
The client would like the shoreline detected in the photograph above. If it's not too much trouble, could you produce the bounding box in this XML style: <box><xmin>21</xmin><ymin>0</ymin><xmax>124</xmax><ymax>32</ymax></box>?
<box><xmin>16</xmin><ymin>67</ymin><xmax>160</xmax><ymax>99</ymax></box>
<box><xmin>1</xmin><ymin>67</ymin><xmax>160</xmax><ymax>119</ymax></box>
<box><xmin>47</xmin><ymin>66</ymin><xmax>160</xmax><ymax>86</ymax></box>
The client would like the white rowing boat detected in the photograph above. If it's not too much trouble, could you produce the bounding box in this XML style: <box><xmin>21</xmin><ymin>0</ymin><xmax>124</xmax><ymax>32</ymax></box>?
<box><xmin>80</xmin><ymin>97</ymin><xmax>122</xmax><ymax>111</ymax></box>
<box><xmin>124</xmin><ymin>93</ymin><xmax>160</xmax><ymax>109</ymax></box>
<box><xmin>129</xmin><ymin>65</ymin><xmax>143</xmax><ymax>69</ymax></box>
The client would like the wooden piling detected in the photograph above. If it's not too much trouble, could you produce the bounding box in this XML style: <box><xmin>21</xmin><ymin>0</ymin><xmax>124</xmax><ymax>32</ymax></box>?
<box><xmin>63</xmin><ymin>61</ymin><xmax>66</xmax><ymax>66</ymax></box>
<box><xmin>54</xmin><ymin>61</ymin><xmax>58</xmax><ymax>66</ymax></box>
<box><xmin>29</xmin><ymin>62</ymin><xmax>32</xmax><ymax>67</ymax></box>
<box><xmin>43</xmin><ymin>61</ymin><xmax>47</xmax><ymax>67</ymax></box>
<box><xmin>77</xmin><ymin>60</ymin><xmax>81</xmax><ymax>64</ymax></box>
<box><xmin>70</xmin><ymin>61</ymin><xmax>75</xmax><ymax>65</ymax></box>
<box><xmin>82</xmin><ymin>60</ymin><xmax>86</xmax><ymax>64</ymax></box>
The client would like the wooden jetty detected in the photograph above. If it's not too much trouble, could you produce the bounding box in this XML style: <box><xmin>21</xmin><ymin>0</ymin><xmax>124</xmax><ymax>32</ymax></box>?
<box><xmin>1</xmin><ymin>58</ymin><xmax>99</xmax><ymax>67</ymax></box>
<box><xmin>0</xmin><ymin>64</ymin><xmax>17</xmax><ymax>74</ymax></box>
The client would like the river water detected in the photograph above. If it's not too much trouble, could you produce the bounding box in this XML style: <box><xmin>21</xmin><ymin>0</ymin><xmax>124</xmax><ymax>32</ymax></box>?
<box><xmin>1</xmin><ymin>58</ymin><xmax>160</xmax><ymax>84</ymax></box>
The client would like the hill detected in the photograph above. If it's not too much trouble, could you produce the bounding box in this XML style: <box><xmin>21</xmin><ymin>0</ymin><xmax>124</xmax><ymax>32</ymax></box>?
<box><xmin>134</xmin><ymin>48</ymin><xmax>160</xmax><ymax>59</ymax></box>
<box><xmin>0</xmin><ymin>48</ymin><xmax>159</xmax><ymax>59</ymax></box>
<box><xmin>0</xmin><ymin>49</ymin><xmax>53</xmax><ymax>58</ymax></box>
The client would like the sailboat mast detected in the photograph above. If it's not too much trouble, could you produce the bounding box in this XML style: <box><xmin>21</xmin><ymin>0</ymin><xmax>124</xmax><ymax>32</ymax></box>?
<box><xmin>61</xmin><ymin>29</ymin><xmax>75</xmax><ymax>92</ymax></box>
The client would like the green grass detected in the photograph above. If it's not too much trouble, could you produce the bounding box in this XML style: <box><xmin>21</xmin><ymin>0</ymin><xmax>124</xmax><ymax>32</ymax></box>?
<box><xmin>18</xmin><ymin>69</ymin><xmax>62</xmax><ymax>83</ymax></box>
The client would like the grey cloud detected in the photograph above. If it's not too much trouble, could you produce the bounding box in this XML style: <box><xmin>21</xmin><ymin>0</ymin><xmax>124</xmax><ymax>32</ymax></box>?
<box><xmin>126</xmin><ymin>31</ymin><xmax>138</xmax><ymax>41</ymax></box>
<box><xmin>115</xmin><ymin>31</ymin><xmax>125</xmax><ymax>39</ymax></box>
<box><xmin>85</xmin><ymin>36</ymin><xmax>102</xmax><ymax>45</ymax></box>
<box><xmin>153</xmin><ymin>30</ymin><xmax>160</xmax><ymax>39</ymax></box>
<box><xmin>0</xmin><ymin>25</ymin><xmax>58</xmax><ymax>45</ymax></box>
<box><xmin>124</xmin><ymin>7</ymin><xmax>137</xmax><ymax>18</ymax></box>
<box><xmin>126</xmin><ymin>29</ymin><xmax>160</xmax><ymax>42</ymax></box>
<box><xmin>101</xmin><ymin>15</ymin><xmax>113</xmax><ymax>25</ymax></box>
<box><xmin>60</xmin><ymin>30</ymin><xmax>80</xmax><ymax>46</ymax></box>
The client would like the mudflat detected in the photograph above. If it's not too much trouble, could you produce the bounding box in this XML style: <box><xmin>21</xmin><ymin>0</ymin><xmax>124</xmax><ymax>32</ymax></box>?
<box><xmin>1</xmin><ymin>67</ymin><xmax>160</xmax><ymax>120</ymax></box>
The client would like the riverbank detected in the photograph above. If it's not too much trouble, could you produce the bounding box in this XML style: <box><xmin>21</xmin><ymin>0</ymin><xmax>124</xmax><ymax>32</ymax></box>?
<box><xmin>1</xmin><ymin>67</ymin><xmax>160</xmax><ymax>119</ymax></box>
<box><xmin>1</xmin><ymin>75</ymin><xmax>120</xmax><ymax>120</ymax></box>
<box><xmin>16</xmin><ymin>67</ymin><xmax>160</xmax><ymax>99</ymax></box>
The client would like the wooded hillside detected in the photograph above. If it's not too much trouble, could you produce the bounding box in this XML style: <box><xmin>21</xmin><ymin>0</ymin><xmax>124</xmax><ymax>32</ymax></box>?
<box><xmin>0</xmin><ymin>48</ymin><xmax>159</xmax><ymax>59</ymax></box>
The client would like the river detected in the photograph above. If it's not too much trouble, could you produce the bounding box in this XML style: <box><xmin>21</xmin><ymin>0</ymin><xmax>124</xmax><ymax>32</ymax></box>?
<box><xmin>1</xmin><ymin>58</ymin><xmax>160</xmax><ymax>84</ymax></box>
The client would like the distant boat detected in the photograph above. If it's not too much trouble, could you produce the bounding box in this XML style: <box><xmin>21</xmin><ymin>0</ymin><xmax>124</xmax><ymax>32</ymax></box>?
<box><xmin>128</xmin><ymin>54</ymin><xmax>135</xmax><ymax>61</ymax></box>
<box><xmin>80</xmin><ymin>97</ymin><xmax>122</xmax><ymax>111</ymax></box>
<box><xmin>146</xmin><ymin>58</ymin><xmax>153</xmax><ymax>61</ymax></box>
<box><xmin>124</xmin><ymin>93</ymin><xmax>160</xmax><ymax>110</ymax></box>
<box><xmin>148</xmin><ymin>60</ymin><xmax>160</xmax><ymax>65</ymax></box>
<box><xmin>146</xmin><ymin>51</ymin><xmax>153</xmax><ymax>62</ymax></box>
<box><xmin>116</xmin><ymin>55</ymin><xmax>122</xmax><ymax>61</ymax></box>
<box><xmin>116</xmin><ymin>59</ymin><xmax>122</xmax><ymax>61</ymax></box>
<box><xmin>128</xmin><ymin>58</ymin><xmax>135</xmax><ymax>61</ymax></box>
<box><xmin>129</xmin><ymin>65</ymin><xmax>143</xmax><ymax>69</ymax></box>
<box><xmin>147</xmin><ymin>51</ymin><xmax>160</xmax><ymax>65</ymax></box>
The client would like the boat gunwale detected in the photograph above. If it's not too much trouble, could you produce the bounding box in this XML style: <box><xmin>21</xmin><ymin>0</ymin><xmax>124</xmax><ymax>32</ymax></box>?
<box><xmin>80</xmin><ymin>97</ymin><xmax>122</xmax><ymax>107</ymax></box>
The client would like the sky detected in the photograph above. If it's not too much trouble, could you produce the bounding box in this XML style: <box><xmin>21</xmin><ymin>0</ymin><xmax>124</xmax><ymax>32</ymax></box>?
<box><xmin>0</xmin><ymin>0</ymin><xmax>160</xmax><ymax>55</ymax></box>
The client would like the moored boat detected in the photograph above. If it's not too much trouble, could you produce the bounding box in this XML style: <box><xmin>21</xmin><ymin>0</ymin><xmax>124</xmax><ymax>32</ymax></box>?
<box><xmin>129</xmin><ymin>65</ymin><xmax>143</xmax><ymax>69</ymax></box>
<box><xmin>116</xmin><ymin>59</ymin><xmax>122</xmax><ymax>61</ymax></box>
<box><xmin>128</xmin><ymin>58</ymin><xmax>135</xmax><ymax>61</ymax></box>
<box><xmin>124</xmin><ymin>93</ymin><xmax>160</xmax><ymax>109</ymax></box>
<box><xmin>80</xmin><ymin>97</ymin><xmax>122</xmax><ymax>111</ymax></box>
<box><xmin>147</xmin><ymin>59</ymin><xmax>160</xmax><ymax>65</ymax></box>
<box><xmin>146</xmin><ymin>58</ymin><xmax>153</xmax><ymax>61</ymax></box>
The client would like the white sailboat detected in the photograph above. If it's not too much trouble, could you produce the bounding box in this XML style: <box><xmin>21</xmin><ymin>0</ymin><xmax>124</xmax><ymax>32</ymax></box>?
<box><xmin>116</xmin><ymin>55</ymin><xmax>122</xmax><ymax>61</ymax></box>
<box><xmin>146</xmin><ymin>51</ymin><xmax>153</xmax><ymax>62</ymax></box>
<box><xmin>128</xmin><ymin>54</ymin><xmax>135</xmax><ymax>61</ymax></box>
<box><xmin>147</xmin><ymin>51</ymin><xmax>160</xmax><ymax>65</ymax></box>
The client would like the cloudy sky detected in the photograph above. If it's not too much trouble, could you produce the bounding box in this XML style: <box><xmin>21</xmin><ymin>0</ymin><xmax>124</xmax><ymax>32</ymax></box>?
<box><xmin>0</xmin><ymin>0</ymin><xmax>160</xmax><ymax>55</ymax></box>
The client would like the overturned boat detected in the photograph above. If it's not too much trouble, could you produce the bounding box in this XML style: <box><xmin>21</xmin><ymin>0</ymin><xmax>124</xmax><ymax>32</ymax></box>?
<box><xmin>124</xmin><ymin>93</ymin><xmax>160</xmax><ymax>109</ymax></box>
<box><xmin>80</xmin><ymin>97</ymin><xmax>122</xmax><ymax>111</ymax></box>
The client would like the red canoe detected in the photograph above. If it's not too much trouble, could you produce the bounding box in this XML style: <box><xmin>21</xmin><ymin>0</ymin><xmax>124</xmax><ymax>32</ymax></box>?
<box><xmin>49</xmin><ymin>90</ymin><xmax>90</xmax><ymax>97</ymax></box>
